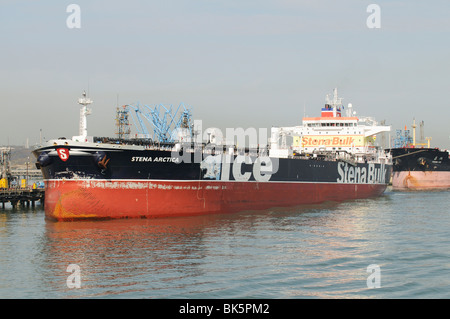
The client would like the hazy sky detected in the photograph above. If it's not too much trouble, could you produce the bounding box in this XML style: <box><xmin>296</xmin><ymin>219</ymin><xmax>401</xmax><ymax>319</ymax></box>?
<box><xmin>1</xmin><ymin>0</ymin><xmax>450</xmax><ymax>148</ymax></box>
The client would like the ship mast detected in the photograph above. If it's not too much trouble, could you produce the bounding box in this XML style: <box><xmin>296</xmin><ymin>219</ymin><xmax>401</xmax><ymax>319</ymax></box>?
<box><xmin>77</xmin><ymin>91</ymin><xmax>93</xmax><ymax>139</ymax></box>
<box><xmin>325</xmin><ymin>88</ymin><xmax>343</xmax><ymax>117</ymax></box>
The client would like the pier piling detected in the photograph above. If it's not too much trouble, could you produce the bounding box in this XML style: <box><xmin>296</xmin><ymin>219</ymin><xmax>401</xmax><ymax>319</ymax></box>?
<box><xmin>0</xmin><ymin>189</ymin><xmax>45</xmax><ymax>209</ymax></box>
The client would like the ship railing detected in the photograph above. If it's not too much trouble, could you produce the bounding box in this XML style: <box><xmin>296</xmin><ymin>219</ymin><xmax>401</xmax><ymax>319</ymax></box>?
<box><xmin>287</xmin><ymin>152</ymin><xmax>391</xmax><ymax>165</ymax></box>
<box><xmin>93</xmin><ymin>137</ymin><xmax>274</xmax><ymax>156</ymax></box>
<box><xmin>169</xmin><ymin>143</ymin><xmax>270</xmax><ymax>158</ymax></box>
<box><xmin>289</xmin><ymin>148</ymin><xmax>392</xmax><ymax>165</ymax></box>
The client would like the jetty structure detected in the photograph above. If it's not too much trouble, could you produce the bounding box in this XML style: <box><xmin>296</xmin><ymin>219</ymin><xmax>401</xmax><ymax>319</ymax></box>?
<box><xmin>1</xmin><ymin>146</ymin><xmax>45</xmax><ymax>208</ymax></box>
<box><xmin>0</xmin><ymin>188</ymin><xmax>45</xmax><ymax>209</ymax></box>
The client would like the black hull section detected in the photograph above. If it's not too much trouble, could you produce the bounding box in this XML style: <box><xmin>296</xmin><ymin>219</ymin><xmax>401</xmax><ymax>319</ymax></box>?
<box><xmin>390</xmin><ymin>148</ymin><xmax>450</xmax><ymax>172</ymax></box>
<box><xmin>33</xmin><ymin>144</ymin><xmax>392</xmax><ymax>185</ymax></box>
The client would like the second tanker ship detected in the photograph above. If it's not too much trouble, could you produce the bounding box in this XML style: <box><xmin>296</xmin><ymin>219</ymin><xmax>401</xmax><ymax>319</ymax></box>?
<box><xmin>33</xmin><ymin>89</ymin><xmax>392</xmax><ymax>221</ymax></box>
<box><xmin>390</xmin><ymin>121</ymin><xmax>450</xmax><ymax>190</ymax></box>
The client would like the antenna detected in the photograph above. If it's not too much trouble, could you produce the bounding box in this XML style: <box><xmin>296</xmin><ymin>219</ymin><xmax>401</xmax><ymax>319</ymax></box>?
<box><xmin>303</xmin><ymin>101</ymin><xmax>306</xmax><ymax>119</ymax></box>
<box><xmin>420</xmin><ymin>120</ymin><xmax>424</xmax><ymax>143</ymax></box>
<box><xmin>325</xmin><ymin>88</ymin><xmax>343</xmax><ymax>117</ymax></box>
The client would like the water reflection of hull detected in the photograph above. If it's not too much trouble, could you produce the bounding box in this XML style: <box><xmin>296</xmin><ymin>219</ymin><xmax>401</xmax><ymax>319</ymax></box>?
<box><xmin>44</xmin><ymin>179</ymin><xmax>388</xmax><ymax>221</ymax></box>
<box><xmin>44</xmin><ymin>216</ymin><xmax>223</xmax><ymax>297</ymax></box>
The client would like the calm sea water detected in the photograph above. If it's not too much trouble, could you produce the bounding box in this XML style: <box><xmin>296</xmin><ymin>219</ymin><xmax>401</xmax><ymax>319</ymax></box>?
<box><xmin>1</xmin><ymin>187</ymin><xmax>449</xmax><ymax>299</ymax></box>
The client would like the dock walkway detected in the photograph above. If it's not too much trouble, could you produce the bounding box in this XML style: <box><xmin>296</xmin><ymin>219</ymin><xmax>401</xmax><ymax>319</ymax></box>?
<box><xmin>0</xmin><ymin>188</ymin><xmax>45</xmax><ymax>208</ymax></box>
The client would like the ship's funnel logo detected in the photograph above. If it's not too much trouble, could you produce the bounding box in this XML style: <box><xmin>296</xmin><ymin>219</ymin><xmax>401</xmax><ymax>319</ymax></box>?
<box><xmin>57</xmin><ymin>148</ymin><xmax>70</xmax><ymax>162</ymax></box>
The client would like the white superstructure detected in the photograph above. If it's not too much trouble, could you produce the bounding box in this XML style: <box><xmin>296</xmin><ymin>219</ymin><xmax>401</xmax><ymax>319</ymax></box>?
<box><xmin>270</xmin><ymin>89</ymin><xmax>391</xmax><ymax>164</ymax></box>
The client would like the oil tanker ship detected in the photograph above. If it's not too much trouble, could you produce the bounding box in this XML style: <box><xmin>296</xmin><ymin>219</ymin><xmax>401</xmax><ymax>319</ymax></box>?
<box><xmin>390</xmin><ymin>121</ymin><xmax>450</xmax><ymax>190</ymax></box>
<box><xmin>33</xmin><ymin>89</ymin><xmax>392</xmax><ymax>221</ymax></box>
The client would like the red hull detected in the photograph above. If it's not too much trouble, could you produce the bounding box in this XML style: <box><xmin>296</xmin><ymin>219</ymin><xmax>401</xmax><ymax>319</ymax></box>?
<box><xmin>392</xmin><ymin>171</ymin><xmax>450</xmax><ymax>190</ymax></box>
<box><xmin>44</xmin><ymin>179</ymin><xmax>387</xmax><ymax>221</ymax></box>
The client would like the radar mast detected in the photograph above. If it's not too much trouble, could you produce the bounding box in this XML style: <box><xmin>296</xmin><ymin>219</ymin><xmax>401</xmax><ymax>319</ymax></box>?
<box><xmin>72</xmin><ymin>91</ymin><xmax>93</xmax><ymax>142</ymax></box>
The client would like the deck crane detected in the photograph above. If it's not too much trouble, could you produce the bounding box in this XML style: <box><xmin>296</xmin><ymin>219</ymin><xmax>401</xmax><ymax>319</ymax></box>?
<box><xmin>125</xmin><ymin>102</ymin><xmax>194</xmax><ymax>143</ymax></box>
